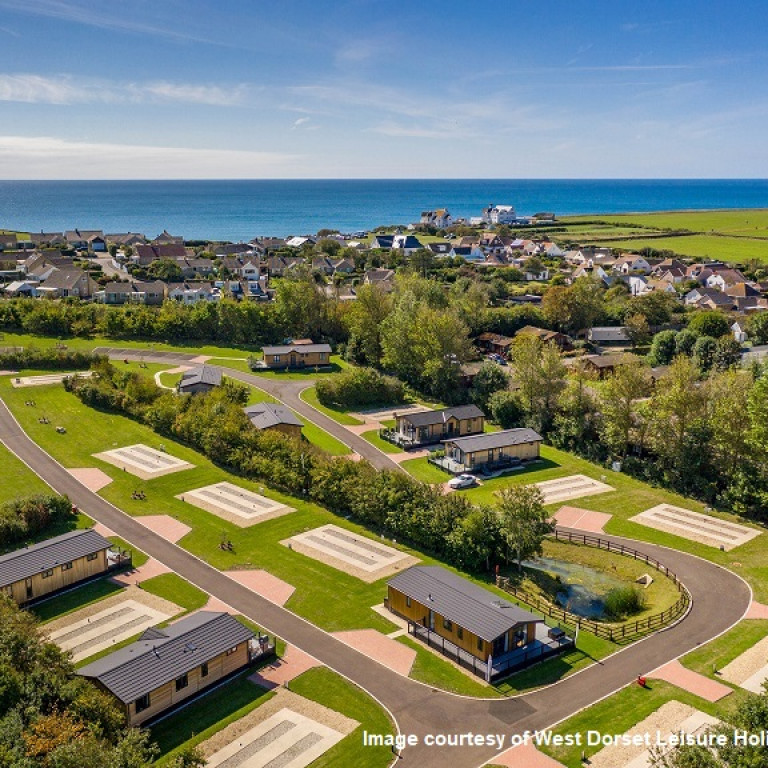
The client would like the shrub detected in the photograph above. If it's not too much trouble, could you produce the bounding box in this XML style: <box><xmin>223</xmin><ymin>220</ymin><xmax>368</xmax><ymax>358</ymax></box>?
<box><xmin>315</xmin><ymin>367</ymin><xmax>407</xmax><ymax>408</ymax></box>
<box><xmin>0</xmin><ymin>494</ymin><xmax>75</xmax><ymax>549</ymax></box>
<box><xmin>602</xmin><ymin>586</ymin><xmax>647</xmax><ymax>619</ymax></box>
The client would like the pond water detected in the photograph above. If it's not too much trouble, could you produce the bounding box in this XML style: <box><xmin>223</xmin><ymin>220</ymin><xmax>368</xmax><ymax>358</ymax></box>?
<box><xmin>521</xmin><ymin>556</ymin><xmax>628</xmax><ymax>619</ymax></box>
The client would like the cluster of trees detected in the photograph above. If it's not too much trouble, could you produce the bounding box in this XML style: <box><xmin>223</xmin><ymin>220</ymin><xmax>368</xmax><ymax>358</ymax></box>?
<box><xmin>314</xmin><ymin>367</ymin><xmax>407</xmax><ymax>409</ymax></box>
<box><xmin>66</xmin><ymin>363</ymin><xmax>550</xmax><ymax>575</ymax></box>
<box><xmin>0</xmin><ymin>347</ymin><xmax>104</xmax><ymax>372</ymax></box>
<box><xmin>648</xmin><ymin>312</ymin><xmax>741</xmax><ymax>371</ymax></box>
<box><xmin>0</xmin><ymin>495</ymin><xmax>75</xmax><ymax>550</ymax></box>
<box><xmin>0</xmin><ymin>596</ymin><xmax>206</xmax><ymax>767</ymax></box>
<box><xmin>498</xmin><ymin>336</ymin><xmax>768</xmax><ymax>518</ymax></box>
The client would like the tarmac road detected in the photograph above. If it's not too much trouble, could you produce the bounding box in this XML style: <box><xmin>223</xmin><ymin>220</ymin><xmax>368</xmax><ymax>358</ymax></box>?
<box><xmin>0</xmin><ymin>353</ymin><xmax>752</xmax><ymax>766</ymax></box>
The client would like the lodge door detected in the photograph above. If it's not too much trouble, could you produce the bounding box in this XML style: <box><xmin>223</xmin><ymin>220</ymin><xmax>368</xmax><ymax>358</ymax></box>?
<box><xmin>25</xmin><ymin>579</ymin><xmax>33</xmax><ymax>599</ymax></box>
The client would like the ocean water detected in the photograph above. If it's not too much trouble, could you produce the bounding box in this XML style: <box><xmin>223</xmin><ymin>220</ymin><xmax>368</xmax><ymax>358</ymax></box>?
<box><xmin>1</xmin><ymin>179</ymin><xmax>767</xmax><ymax>241</ymax></box>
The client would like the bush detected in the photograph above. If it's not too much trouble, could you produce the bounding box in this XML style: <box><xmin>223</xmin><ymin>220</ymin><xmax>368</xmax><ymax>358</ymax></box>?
<box><xmin>602</xmin><ymin>586</ymin><xmax>647</xmax><ymax>619</ymax></box>
<box><xmin>0</xmin><ymin>347</ymin><xmax>105</xmax><ymax>371</ymax></box>
<box><xmin>688</xmin><ymin>310</ymin><xmax>729</xmax><ymax>339</ymax></box>
<box><xmin>0</xmin><ymin>494</ymin><xmax>75</xmax><ymax>549</ymax></box>
<box><xmin>315</xmin><ymin>367</ymin><xmax>407</xmax><ymax>408</ymax></box>
<box><xmin>488</xmin><ymin>390</ymin><xmax>523</xmax><ymax>428</ymax></box>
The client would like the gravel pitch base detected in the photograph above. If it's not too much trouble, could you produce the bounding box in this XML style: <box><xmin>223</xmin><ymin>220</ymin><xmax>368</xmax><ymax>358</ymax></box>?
<box><xmin>176</xmin><ymin>482</ymin><xmax>294</xmax><ymax>528</ymax></box>
<box><xmin>630</xmin><ymin>505</ymin><xmax>760</xmax><ymax>550</ymax></box>
<box><xmin>282</xmin><ymin>524</ymin><xmax>419</xmax><ymax>583</ymax></box>
<box><xmin>42</xmin><ymin>585</ymin><xmax>182</xmax><ymax>661</ymax></box>
<box><xmin>93</xmin><ymin>443</ymin><xmax>194</xmax><ymax>480</ymax></box>
<box><xmin>201</xmin><ymin>689</ymin><xmax>359</xmax><ymax>765</ymax></box>
<box><xmin>11</xmin><ymin>371</ymin><xmax>93</xmax><ymax>387</ymax></box>
<box><xmin>720</xmin><ymin>633</ymin><xmax>768</xmax><ymax>692</ymax></box>
<box><xmin>534</xmin><ymin>474</ymin><xmax>615</xmax><ymax>505</ymax></box>
<box><xmin>589</xmin><ymin>701</ymin><xmax>719</xmax><ymax>768</ymax></box>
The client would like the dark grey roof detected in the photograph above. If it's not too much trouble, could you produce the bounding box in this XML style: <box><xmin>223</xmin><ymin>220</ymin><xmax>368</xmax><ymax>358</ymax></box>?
<box><xmin>78</xmin><ymin>612</ymin><xmax>254</xmax><ymax>703</ymax></box>
<box><xmin>400</xmin><ymin>405</ymin><xmax>484</xmax><ymax>428</ymax></box>
<box><xmin>179</xmin><ymin>365</ymin><xmax>222</xmax><ymax>389</ymax></box>
<box><xmin>444</xmin><ymin>428</ymin><xmax>542</xmax><ymax>453</ymax></box>
<box><xmin>244</xmin><ymin>402</ymin><xmax>304</xmax><ymax>429</ymax></box>
<box><xmin>0</xmin><ymin>529</ymin><xmax>111</xmax><ymax>588</ymax></box>
<box><xmin>388</xmin><ymin>566</ymin><xmax>541</xmax><ymax>641</ymax></box>
<box><xmin>588</xmin><ymin>326</ymin><xmax>630</xmax><ymax>342</ymax></box>
<box><xmin>261</xmin><ymin>343</ymin><xmax>331</xmax><ymax>355</ymax></box>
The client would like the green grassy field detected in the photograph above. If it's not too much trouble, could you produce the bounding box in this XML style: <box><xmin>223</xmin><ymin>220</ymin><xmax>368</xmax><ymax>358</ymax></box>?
<box><xmin>300</xmin><ymin>385</ymin><xmax>364</xmax><ymax>425</ymax></box>
<box><xmin>559</xmin><ymin>209</ymin><xmax>768</xmax><ymax>264</ymax></box>
<box><xmin>360</xmin><ymin>428</ymin><xmax>401</xmax><ymax>454</ymax></box>
<box><xmin>400</xmin><ymin>456</ymin><xmax>449</xmax><ymax>483</ymax></box>
<box><xmin>0</xmin><ymin>440</ymin><xmax>53</xmax><ymax>503</ymax></box>
<box><xmin>682</xmin><ymin>619</ymin><xmax>768</xmax><ymax>679</ymax></box>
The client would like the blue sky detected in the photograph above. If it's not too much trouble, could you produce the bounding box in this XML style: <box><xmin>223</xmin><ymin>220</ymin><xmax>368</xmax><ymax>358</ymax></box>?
<box><xmin>0</xmin><ymin>0</ymin><xmax>766</xmax><ymax>179</ymax></box>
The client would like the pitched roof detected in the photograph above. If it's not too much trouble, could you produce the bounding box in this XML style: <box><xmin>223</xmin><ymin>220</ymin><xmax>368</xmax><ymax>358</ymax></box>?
<box><xmin>399</xmin><ymin>405</ymin><xmax>484</xmax><ymax>427</ymax></box>
<box><xmin>388</xmin><ymin>566</ymin><xmax>541</xmax><ymax>641</ymax></box>
<box><xmin>0</xmin><ymin>529</ymin><xmax>111</xmax><ymax>588</ymax></box>
<box><xmin>41</xmin><ymin>268</ymin><xmax>87</xmax><ymax>291</ymax></box>
<box><xmin>588</xmin><ymin>326</ymin><xmax>630</xmax><ymax>343</ymax></box>
<box><xmin>244</xmin><ymin>402</ymin><xmax>304</xmax><ymax>429</ymax></box>
<box><xmin>179</xmin><ymin>365</ymin><xmax>222</xmax><ymax>388</ymax></box>
<box><xmin>261</xmin><ymin>343</ymin><xmax>331</xmax><ymax>355</ymax></box>
<box><xmin>78</xmin><ymin>612</ymin><xmax>254</xmax><ymax>703</ymax></box>
<box><xmin>444</xmin><ymin>427</ymin><xmax>542</xmax><ymax>453</ymax></box>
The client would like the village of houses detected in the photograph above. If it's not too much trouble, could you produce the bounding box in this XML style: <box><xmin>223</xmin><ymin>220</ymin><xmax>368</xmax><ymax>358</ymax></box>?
<box><xmin>1</xmin><ymin>204</ymin><xmax>765</xmax><ymax>323</ymax></box>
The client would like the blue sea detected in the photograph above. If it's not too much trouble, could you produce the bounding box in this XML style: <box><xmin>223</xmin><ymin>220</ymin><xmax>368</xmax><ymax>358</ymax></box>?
<box><xmin>1</xmin><ymin>179</ymin><xmax>767</xmax><ymax>241</ymax></box>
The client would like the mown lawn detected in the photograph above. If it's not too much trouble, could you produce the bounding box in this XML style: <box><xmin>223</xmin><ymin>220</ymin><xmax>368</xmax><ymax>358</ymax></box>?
<box><xmin>400</xmin><ymin>456</ymin><xmax>450</xmax><ymax>483</ymax></box>
<box><xmin>682</xmin><ymin>619</ymin><xmax>768</xmax><ymax>679</ymax></box>
<box><xmin>32</xmin><ymin>576</ymin><xmax>125</xmax><ymax>623</ymax></box>
<box><xmin>595</xmin><ymin>234</ymin><xmax>768</xmax><ymax>264</ymax></box>
<box><xmin>300</xmin><ymin>385</ymin><xmax>364</xmax><ymax>425</ymax></box>
<box><xmin>360</xmin><ymin>428</ymin><xmax>401</xmax><ymax>454</ymax></box>
<box><xmin>288</xmin><ymin>666</ymin><xmax>395</xmax><ymax>768</ymax></box>
<box><xmin>150</xmin><ymin>671</ymin><xmax>275</xmax><ymax>763</ymax></box>
<box><xmin>538</xmin><ymin>679</ymin><xmax>746</xmax><ymax>768</ymax></box>
<box><xmin>0</xmin><ymin>440</ymin><xmax>54</xmax><ymax>503</ymax></box>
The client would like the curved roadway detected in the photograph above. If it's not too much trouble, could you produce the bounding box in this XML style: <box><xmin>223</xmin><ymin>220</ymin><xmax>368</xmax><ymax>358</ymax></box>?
<box><xmin>0</xmin><ymin>351</ymin><xmax>752</xmax><ymax>767</ymax></box>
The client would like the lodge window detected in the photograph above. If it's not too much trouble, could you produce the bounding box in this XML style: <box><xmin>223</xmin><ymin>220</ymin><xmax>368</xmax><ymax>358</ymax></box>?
<box><xmin>405</xmin><ymin>596</ymin><xmax>411</xmax><ymax>608</ymax></box>
<box><xmin>41</xmin><ymin>569</ymin><xmax>54</xmax><ymax>579</ymax></box>
<box><xmin>200</xmin><ymin>662</ymin><xmax>209</xmax><ymax>678</ymax></box>
<box><xmin>226</xmin><ymin>645</ymin><xmax>238</xmax><ymax>656</ymax></box>
<box><xmin>443</xmin><ymin>618</ymin><xmax>453</xmax><ymax>631</ymax></box>
<box><xmin>477</xmin><ymin>636</ymin><xmax>483</xmax><ymax>651</ymax></box>
<box><xmin>61</xmin><ymin>562</ymin><xmax>73</xmax><ymax>572</ymax></box>
<box><xmin>457</xmin><ymin>627</ymin><xmax>463</xmax><ymax>640</ymax></box>
<box><xmin>273</xmin><ymin>355</ymin><xmax>281</xmax><ymax>363</ymax></box>
<box><xmin>87</xmin><ymin>552</ymin><xmax>99</xmax><ymax>561</ymax></box>
<box><xmin>135</xmin><ymin>693</ymin><xmax>150</xmax><ymax>713</ymax></box>
<box><xmin>175</xmin><ymin>673</ymin><xmax>188</xmax><ymax>691</ymax></box>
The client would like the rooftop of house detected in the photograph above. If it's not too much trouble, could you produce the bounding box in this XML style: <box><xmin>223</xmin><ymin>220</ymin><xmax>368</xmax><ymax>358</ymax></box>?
<box><xmin>261</xmin><ymin>342</ymin><xmax>331</xmax><ymax>356</ymax></box>
<box><xmin>179</xmin><ymin>365</ymin><xmax>222</xmax><ymax>388</ymax></box>
<box><xmin>397</xmin><ymin>405</ymin><xmax>484</xmax><ymax>428</ymax></box>
<box><xmin>0</xmin><ymin>529</ymin><xmax>112</xmax><ymax>588</ymax></box>
<box><xmin>443</xmin><ymin>427</ymin><xmax>543</xmax><ymax>453</ymax></box>
<box><xmin>244</xmin><ymin>402</ymin><xmax>304</xmax><ymax>430</ymax></box>
<box><xmin>588</xmin><ymin>326</ymin><xmax>630</xmax><ymax>343</ymax></box>
<box><xmin>77</xmin><ymin>612</ymin><xmax>254</xmax><ymax>703</ymax></box>
<box><xmin>388</xmin><ymin>565</ymin><xmax>541</xmax><ymax>642</ymax></box>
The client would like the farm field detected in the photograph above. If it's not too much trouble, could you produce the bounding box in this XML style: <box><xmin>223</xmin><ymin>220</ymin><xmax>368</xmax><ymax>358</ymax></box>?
<box><xmin>564</xmin><ymin>208</ymin><xmax>768</xmax><ymax>234</ymax></box>
<box><xmin>595</xmin><ymin>234</ymin><xmax>768</xmax><ymax>263</ymax></box>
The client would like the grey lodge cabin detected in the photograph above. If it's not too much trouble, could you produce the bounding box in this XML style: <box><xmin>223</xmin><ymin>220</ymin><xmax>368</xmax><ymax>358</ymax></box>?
<box><xmin>392</xmin><ymin>405</ymin><xmax>485</xmax><ymax>447</ymax></box>
<box><xmin>0</xmin><ymin>529</ymin><xmax>112</xmax><ymax>605</ymax></box>
<box><xmin>78</xmin><ymin>611</ymin><xmax>255</xmax><ymax>726</ymax></box>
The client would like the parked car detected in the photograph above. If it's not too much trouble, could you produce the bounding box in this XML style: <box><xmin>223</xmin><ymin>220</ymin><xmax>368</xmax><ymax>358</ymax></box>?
<box><xmin>487</xmin><ymin>353</ymin><xmax>508</xmax><ymax>366</ymax></box>
<box><xmin>448</xmin><ymin>473</ymin><xmax>478</xmax><ymax>489</ymax></box>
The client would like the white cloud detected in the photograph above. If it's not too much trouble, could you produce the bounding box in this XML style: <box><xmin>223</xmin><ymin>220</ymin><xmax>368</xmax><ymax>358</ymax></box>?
<box><xmin>0</xmin><ymin>73</ymin><xmax>248</xmax><ymax>106</ymax></box>
<box><xmin>291</xmin><ymin>116</ymin><xmax>311</xmax><ymax>129</ymax></box>
<box><xmin>0</xmin><ymin>135</ymin><xmax>301</xmax><ymax>179</ymax></box>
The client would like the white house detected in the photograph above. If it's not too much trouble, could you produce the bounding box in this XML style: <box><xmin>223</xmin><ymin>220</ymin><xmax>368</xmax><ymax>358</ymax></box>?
<box><xmin>481</xmin><ymin>204</ymin><xmax>517</xmax><ymax>225</ymax></box>
<box><xmin>612</xmin><ymin>255</ymin><xmax>652</xmax><ymax>275</ymax></box>
<box><xmin>732</xmin><ymin>322</ymin><xmax>747</xmax><ymax>344</ymax></box>
<box><xmin>419</xmin><ymin>209</ymin><xmax>453</xmax><ymax>228</ymax></box>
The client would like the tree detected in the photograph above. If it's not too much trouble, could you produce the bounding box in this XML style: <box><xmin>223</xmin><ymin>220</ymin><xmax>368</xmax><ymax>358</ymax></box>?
<box><xmin>674</xmin><ymin>328</ymin><xmax>698</xmax><ymax>357</ymax></box>
<box><xmin>709</xmin><ymin>370</ymin><xmax>754</xmax><ymax>479</ymax></box>
<box><xmin>344</xmin><ymin>283</ymin><xmax>392</xmax><ymax>366</ymax></box>
<box><xmin>542</xmin><ymin>278</ymin><xmax>605</xmax><ymax>335</ymax></box>
<box><xmin>598</xmin><ymin>358</ymin><xmax>652</xmax><ymax>458</ymax></box>
<box><xmin>470</xmin><ymin>362</ymin><xmax>509</xmax><ymax>411</ymax></box>
<box><xmin>693</xmin><ymin>335</ymin><xmax>717</xmax><ymax>372</ymax></box>
<box><xmin>487</xmin><ymin>390</ymin><xmax>523</xmax><ymax>428</ymax></box>
<box><xmin>647</xmin><ymin>330</ymin><xmax>677</xmax><ymax>366</ymax></box>
<box><xmin>146</xmin><ymin>259</ymin><xmax>182</xmax><ymax>281</ymax></box>
<box><xmin>714</xmin><ymin>335</ymin><xmax>742</xmax><ymax>371</ymax></box>
<box><xmin>624</xmin><ymin>313</ymin><xmax>651</xmax><ymax>348</ymax></box>
<box><xmin>688</xmin><ymin>310</ymin><xmax>729</xmax><ymax>338</ymax></box>
<box><xmin>496</xmin><ymin>485</ymin><xmax>552</xmax><ymax>571</ymax></box>
<box><xmin>747</xmin><ymin>312</ymin><xmax>768</xmax><ymax>345</ymax></box>
<box><xmin>628</xmin><ymin>291</ymin><xmax>677</xmax><ymax>326</ymax></box>
<box><xmin>511</xmin><ymin>335</ymin><xmax>566</xmax><ymax>433</ymax></box>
